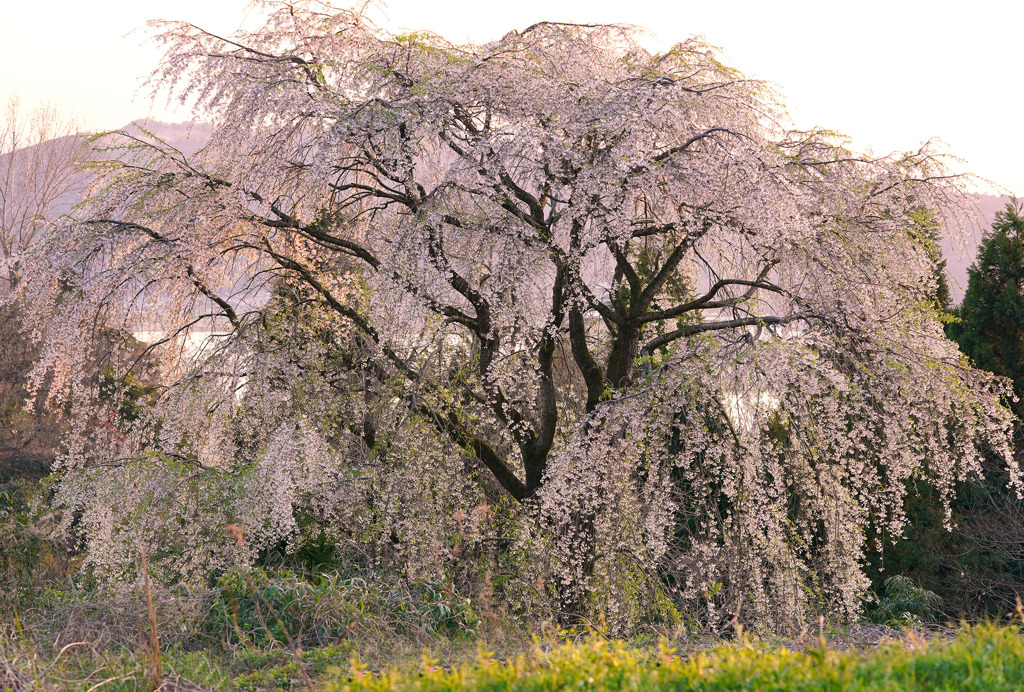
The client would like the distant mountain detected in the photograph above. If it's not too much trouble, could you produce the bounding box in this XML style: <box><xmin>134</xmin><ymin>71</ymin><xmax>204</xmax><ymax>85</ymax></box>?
<box><xmin>0</xmin><ymin>121</ymin><xmax>212</xmax><ymax>249</ymax></box>
<box><xmin>117</xmin><ymin>119</ymin><xmax>212</xmax><ymax>159</ymax></box>
<box><xmin>938</xmin><ymin>194</ymin><xmax>1018</xmax><ymax>305</ymax></box>
<box><xmin>1</xmin><ymin>119</ymin><xmax>212</xmax><ymax>213</ymax></box>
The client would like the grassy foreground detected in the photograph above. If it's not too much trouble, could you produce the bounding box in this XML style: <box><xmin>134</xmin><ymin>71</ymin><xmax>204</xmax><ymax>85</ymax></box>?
<box><xmin>2</xmin><ymin>623</ymin><xmax>1024</xmax><ymax>690</ymax></box>
<box><xmin>332</xmin><ymin>625</ymin><xmax>1024</xmax><ymax>692</ymax></box>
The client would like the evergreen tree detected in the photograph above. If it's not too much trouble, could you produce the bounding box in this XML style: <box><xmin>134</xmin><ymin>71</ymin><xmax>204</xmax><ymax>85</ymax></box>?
<box><xmin>951</xmin><ymin>200</ymin><xmax>1024</xmax><ymax>415</ymax></box>
<box><xmin>888</xmin><ymin>200</ymin><xmax>1024</xmax><ymax>618</ymax></box>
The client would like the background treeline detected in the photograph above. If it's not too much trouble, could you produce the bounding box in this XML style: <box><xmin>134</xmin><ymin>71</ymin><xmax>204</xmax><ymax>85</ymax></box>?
<box><xmin>876</xmin><ymin>200</ymin><xmax>1024</xmax><ymax>618</ymax></box>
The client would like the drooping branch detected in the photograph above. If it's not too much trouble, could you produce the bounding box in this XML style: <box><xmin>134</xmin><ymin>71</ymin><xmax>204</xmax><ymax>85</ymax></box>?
<box><xmin>642</xmin><ymin>313</ymin><xmax>808</xmax><ymax>354</ymax></box>
<box><xmin>87</xmin><ymin>219</ymin><xmax>240</xmax><ymax>329</ymax></box>
<box><xmin>422</xmin><ymin>224</ymin><xmax>534</xmax><ymax>451</ymax></box>
<box><xmin>418</xmin><ymin>399</ymin><xmax>529</xmax><ymax>501</ymax></box>
<box><xmin>645</xmin><ymin>127</ymin><xmax>742</xmax><ymax>167</ymax></box>
<box><xmin>640</xmin><ymin>261</ymin><xmax>783</xmax><ymax>324</ymax></box>
<box><xmin>257</xmin><ymin>235</ymin><xmax>537</xmax><ymax>500</ymax></box>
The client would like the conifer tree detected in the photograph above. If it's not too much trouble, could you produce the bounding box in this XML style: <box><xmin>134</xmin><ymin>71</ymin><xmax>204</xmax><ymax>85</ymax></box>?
<box><xmin>887</xmin><ymin>200</ymin><xmax>1024</xmax><ymax>618</ymax></box>
<box><xmin>951</xmin><ymin>200</ymin><xmax>1024</xmax><ymax>416</ymax></box>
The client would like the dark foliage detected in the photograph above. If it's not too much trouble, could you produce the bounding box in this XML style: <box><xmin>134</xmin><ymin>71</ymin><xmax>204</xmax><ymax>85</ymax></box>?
<box><xmin>873</xmin><ymin>201</ymin><xmax>1024</xmax><ymax>619</ymax></box>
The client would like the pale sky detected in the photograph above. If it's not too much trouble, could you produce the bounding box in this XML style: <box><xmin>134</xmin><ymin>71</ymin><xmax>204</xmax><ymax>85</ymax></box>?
<box><xmin>2</xmin><ymin>0</ymin><xmax>1021</xmax><ymax>194</ymax></box>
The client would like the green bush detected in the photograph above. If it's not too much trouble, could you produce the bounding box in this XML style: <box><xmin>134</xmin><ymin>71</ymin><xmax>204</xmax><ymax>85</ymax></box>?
<box><xmin>869</xmin><ymin>470</ymin><xmax>1024</xmax><ymax>619</ymax></box>
<box><xmin>867</xmin><ymin>575</ymin><xmax>942</xmax><ymax>625</ymax></box>
<box><xmin>207</xmin><ymin>568</ymin><xmax>481</xmax><ymax>649</ymax></box>
<box><xmin>0</xmin><ymin>478</ymin><xmax>77</xmax><ymax>610</ymax></box>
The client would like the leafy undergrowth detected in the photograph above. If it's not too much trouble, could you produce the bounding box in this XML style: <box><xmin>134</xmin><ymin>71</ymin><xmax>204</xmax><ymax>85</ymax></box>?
<box><xmin>3</xmin><ymin>484</ymin><xmax>1022</xmax><ymax>691</ymax></box>
<box><xmin>0</xmin><ymin>569</ymin><xmax>527</xmax><ymax>691</ymax></box>
<box><xmin>331</xmin><ymin>625</ymin><xmax>1024</xmax><ymax>692</ymax></box>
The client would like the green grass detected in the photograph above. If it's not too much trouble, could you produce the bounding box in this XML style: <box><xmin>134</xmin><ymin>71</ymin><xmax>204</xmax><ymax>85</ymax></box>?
<box><xmin>4</xmin><ymin>622</ymin><xmax>1024</xmax><ymax>690</ymax></box>
<box><xmin>330</xmin><ymin>625</ymin><xmax>1024</xmax><ymax>691</ymax></box>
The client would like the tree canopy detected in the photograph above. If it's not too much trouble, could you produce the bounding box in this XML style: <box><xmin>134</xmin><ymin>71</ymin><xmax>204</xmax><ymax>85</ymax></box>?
<box><xmin>7</xmin><ymin>1</ymin><xmax>1018</xmax><ymax>631</ymax></box>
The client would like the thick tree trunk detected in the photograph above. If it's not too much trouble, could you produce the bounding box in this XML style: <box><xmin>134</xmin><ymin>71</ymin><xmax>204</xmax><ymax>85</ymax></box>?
<box><xmin>605</xmin><ymin>322</ymin><xmax>641</xmax><ymax>391</ymax></box>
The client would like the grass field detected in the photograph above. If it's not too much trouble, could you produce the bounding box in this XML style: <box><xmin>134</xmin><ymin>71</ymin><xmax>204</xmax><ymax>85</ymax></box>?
<box><xmin>4</xmin><ymin>622</ymin><xmax>1023</xmax><ymax>690</ymax></box>
<box><xmin>333</xmin><ymin>625</ymin><xmax>1024</xmax><ymax>691</ymax></box>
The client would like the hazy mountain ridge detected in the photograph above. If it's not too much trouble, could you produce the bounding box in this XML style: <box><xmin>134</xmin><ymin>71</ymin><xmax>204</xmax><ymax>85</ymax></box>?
<box><xmin>940</xmin><ymin>194</ymin><xmax>1019</xmax><ymax>304</ymax></box>
<box><xmin>0</xmin><ymin>120</ymin><xmax>212</xmax><ymax>229</ymax></box>
<box><xmin>117</xmin><ymin>119</ymin><xmax>212</xmax><ymax>159</ymax></box>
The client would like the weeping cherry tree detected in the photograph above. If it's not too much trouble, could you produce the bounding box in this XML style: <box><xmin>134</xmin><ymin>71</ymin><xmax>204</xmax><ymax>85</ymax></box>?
<box><xmin>9</xmin><ymin>0</ymin><xmax>1019</xmax><ymax>630</ymax></box>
